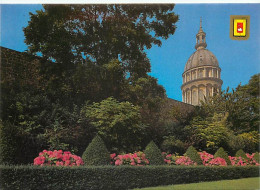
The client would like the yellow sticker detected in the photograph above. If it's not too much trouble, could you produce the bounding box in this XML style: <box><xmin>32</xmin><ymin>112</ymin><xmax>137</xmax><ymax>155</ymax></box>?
<box><xmin>234</xmin><ymin>19</ymin><xmax>246</xmax><ymax>37</ymax></box>
<box><xmin>230</xmin><ymin>15</ymin><xmax>250</xmax><ymax>40</ymax></box>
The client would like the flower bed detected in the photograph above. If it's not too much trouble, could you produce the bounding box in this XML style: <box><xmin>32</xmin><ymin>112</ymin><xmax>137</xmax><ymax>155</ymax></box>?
<box><xmin>34</xmin><ymin>150</ymin><xmax>84</xmax><ymax>166</ymax></box>
<box><xmin>110</xmin><ymin>151</ymin><xmax>149</xmax><ymax>166</ymax></box>
<box><xmin>162</xmin><ymin>151</ymin><xmax>259</xmax><ymax>166</ymax></box>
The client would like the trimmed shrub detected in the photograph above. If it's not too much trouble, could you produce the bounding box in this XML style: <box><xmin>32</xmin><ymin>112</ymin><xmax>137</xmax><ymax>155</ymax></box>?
<box><xmin>185</xmin><ymin>146</ymin><xmax>203</xmax><ymax>165</ymax></box>
<box><xmin>0</xmin><ymin>165</ymin><xmax>259</xmax><ymax>190</ymax></box>
<box><xmin>82</xmin><ymin>135</ymin><xmax>110</xmax><ymax>166</ymax></box>
<box><xmin>235</xmin><ymin>149</ymin><xmax>247</xmax><ymax>160</ymax></box>
<box><xmin>214</xmin><ymin>147</ymin><xmax>231</xmax><ymax>165</ymax></box>
<box><xmin>253</xmin><ymin>152</ymin><xmax>259</xmax><ymax>163</ymax></box>
<box><xmin>144</xmin><ymin>141</ymin><xmax>165</xmax><ymax>165</ymax></box>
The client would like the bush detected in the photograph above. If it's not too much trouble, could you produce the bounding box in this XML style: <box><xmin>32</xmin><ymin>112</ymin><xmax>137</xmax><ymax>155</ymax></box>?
<box><xmin>111</xmin><ymin>152</ymin><xmax>149</xmax><ymax>166</ymax></box>
<box><xmin>82</xmin><ymin>135</ymin><xmax>110</xmax><ymax>166</ymax></box>
<box><xmin>253</xmin><ymin>152</ymin><xmax>259</xmax><ymax>163</ymax></box>
<box><xmin>144</xmin><ymin>141</ymin><xmax>165</xmax><ymax>165</ymax></box>
<box><xmin>185</xmin><ymin>146</ymin><xmax>203</xmax><ymax>165</ymax></box>
<box><xmin>0</xmin><ymin>165</ymin><xmax>259</xmax><ymax>190</ymax></box>
<box><xmin>235</xmin><ymin>149</ymin><xmax>247</xmax><ymax>160</ymax></box>
<box><xmin>161</xmin><ymin>136</ymin><xmax>185</xmax><ymax>155</ymax></box>
<box><xmin>0</xmin><ymin>121</ymin><xmax>25</xmax><ymax>165</ymax></box>
<box><xmin>34</xmin><ymin>150</ymin><xmax>84</xmax><ymax>166</ymax></box>
<box><xmin>214</xmin><ymin>147</ymin><xmax>231</xmax><ymax>165</ymax></box>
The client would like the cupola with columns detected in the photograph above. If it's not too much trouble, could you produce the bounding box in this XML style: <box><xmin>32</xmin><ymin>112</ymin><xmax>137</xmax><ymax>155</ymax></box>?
<box><xmin>181</xmin><ymin>18</ymin><xmax>223</xmax><ymax>105</ymax></box>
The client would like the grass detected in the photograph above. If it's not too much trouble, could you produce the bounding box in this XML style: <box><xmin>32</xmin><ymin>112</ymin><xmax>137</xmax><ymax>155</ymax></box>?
<box><xmin>134</xmin><ymin>177</ymin><xmax>260</xmax><ymax>190</ymax></box>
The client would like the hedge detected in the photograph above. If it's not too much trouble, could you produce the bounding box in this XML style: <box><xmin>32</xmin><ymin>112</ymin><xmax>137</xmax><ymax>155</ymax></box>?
<box><xmin>0</xmin><ymin>165</ymin><xmax>259</xmax><ymax>190</ymax></box>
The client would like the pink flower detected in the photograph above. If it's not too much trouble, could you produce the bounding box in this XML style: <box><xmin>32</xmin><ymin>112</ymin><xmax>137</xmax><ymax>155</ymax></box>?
<box><xmin>115</xmin><ymin>159</ymin><xmax>122</xmax><ymax>166</ymax></box>
<box><xmin>110</xmin><ymin>153</ymin><xmax>116</xmax><ymax>159</ymax></box>
<box><xmin>33</xmin><ymin>150</ymin><xmax>83</xmax><ymax>167</ymax></box>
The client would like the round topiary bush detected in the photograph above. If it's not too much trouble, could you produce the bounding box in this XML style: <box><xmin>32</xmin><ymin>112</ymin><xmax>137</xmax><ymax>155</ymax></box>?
<box><xmin>144</xmin><ymin>141</ymin><xmax>165</xmax><ymax>165</ymax></box>
<box><xmin>235</xmin><ymin>149</ymin><xmax>247</xmax><ymax>160</ymax></box>
<box><xmin>214</xmin><ymin>147</ymin><xmax>231</xmax><ymax>165</ymax></box>
<box><xmin>82</xmin><ymin>135</ymin><xmax>110</xmax><ymax>166</ymax></box>
<box><xmin>185</xmin><ymin>146</ymin><xmax>203</xmax><ymax>165</ymax></box>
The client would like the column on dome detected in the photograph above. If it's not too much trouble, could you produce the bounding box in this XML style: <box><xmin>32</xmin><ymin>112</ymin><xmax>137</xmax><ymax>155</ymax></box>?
<box><xmin>197</xmin><ymin>86</ymin><xmax>200</xmax><ymax>105</ymax></box>
<box><xmin>190</xmin><ymin>89</ymin><xmax>192</xmax><ymax>104</ymax></box>
<box><xmin>198</xmin><ymin>85</ymin><xmax>205</xmax><ymax>103</ymax></box>
<box><xmin>192</xmin><ymin>86</ymin><xmax>198</xmax><ymax>105</ymax></box>
<box><xmin>203</xmin><ymin>67</ymin><xmax>206</xmax><ymax>77</ymax></box>
<box><xmin>206</xmin><ymin>83</ymin><xmax>211</xmax><ymax>99</ymax></box>
<box><xmin>186</xmin><ymin>89</ymin><xmax>190</xmax><ymax>104</ymax></box>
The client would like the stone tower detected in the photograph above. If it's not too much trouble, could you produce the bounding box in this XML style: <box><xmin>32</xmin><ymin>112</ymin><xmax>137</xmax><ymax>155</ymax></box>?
<box><xmin>181</xmin><ymin>18</ymin><xmax>223</xmax><ymax>105</ymax></box>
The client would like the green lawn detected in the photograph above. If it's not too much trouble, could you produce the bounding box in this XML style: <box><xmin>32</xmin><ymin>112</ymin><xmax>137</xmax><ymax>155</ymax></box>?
<box><xmin>134</xmin><ymin>177</ymin><xmax>260</xmax><ymax>190</ymax></box>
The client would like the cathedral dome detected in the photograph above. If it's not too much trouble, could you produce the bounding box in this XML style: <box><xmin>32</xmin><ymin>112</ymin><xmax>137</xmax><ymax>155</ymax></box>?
<box><xmin>184</xmin><ymin>49</ymin><xmax>219</xmax><ymax>72</ymax></box>
<box><xmin>181</xmin><ymin>18</ymin><xmax>223</xmax><ymax>106</ymax></box>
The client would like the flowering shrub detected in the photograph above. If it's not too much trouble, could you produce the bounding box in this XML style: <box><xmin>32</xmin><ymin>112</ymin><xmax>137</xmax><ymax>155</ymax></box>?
<box><xmin>162</xmin><ymin>152</ymin><xmax>180</xmax><ymax>165</ymax></box>
<box><xmin>34</xmin><ymin>150</ymin><xmax>84</xmax><ymax>166</ymax></box>
<box><xmin>199</xmin><ymin>151</ymin><xmax>227</xmax><ymax>166</ymax></box>
<box><xmin>229</xmin><ymin>156</ymin><xmax>247</xmax><ymax>166</ymax></box>
<box><xmin>175</xmin><ymin>156</ymin><xmax>197</xmax><ymax>166</ymax></box>
<box><xmin>111</xmin><ymin>151</ymin><xmax>149</xmax><ymax>166</ymax></box>
<box><xmin>229</xmin><ymin>153</ymin><xmax>260</xmax><ymax>166</ymax></box>
<box><xmin>246</xmin><ymin>153</ymin><xmax>260</xmax><ymax>166</ymax></box>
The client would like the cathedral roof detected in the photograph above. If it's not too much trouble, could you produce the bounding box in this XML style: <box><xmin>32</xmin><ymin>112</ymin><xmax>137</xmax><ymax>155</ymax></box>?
<box><xmin>184</xmin><ymin>49</ymin><xmax>219</xmax><ymax>72</ymax></box>
<box><xmin>184</xmin><ymin>18</ymin><xmax>219</xmax><ymax>72</ymax></box>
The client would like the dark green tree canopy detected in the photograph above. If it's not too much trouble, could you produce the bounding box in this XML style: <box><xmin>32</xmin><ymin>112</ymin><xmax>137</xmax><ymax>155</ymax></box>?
<box><xmin>24</xmin><ymin>4</ymin><xmax>179</xmax><ymax>78</ymax></box>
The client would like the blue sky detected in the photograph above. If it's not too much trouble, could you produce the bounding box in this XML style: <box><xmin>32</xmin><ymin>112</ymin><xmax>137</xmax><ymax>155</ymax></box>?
<box><xmin>1</xmin><ymin>4</ymin><xmax>260</xmax><ymax>101</ymax></box>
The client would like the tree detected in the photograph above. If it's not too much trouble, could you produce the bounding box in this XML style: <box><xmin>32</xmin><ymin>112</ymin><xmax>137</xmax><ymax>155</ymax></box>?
<box><xmin>81</xmin><ymin>97</ymin><xmax>146</xmax><ymax>153</ymax></box>
<box><xmin>186</xmin><ymin>113</ymin><xmax>230</xmax><ymax>153</ymax></box>
<box><xmin>23</xmin><ymin>4</ymin><xmax>175</xmax><ymax>127</ymax></box>
<box><xmin>200</xmin><ymin>74</ymin><xmax>259</xmax><ymax>134</ymax></box>
<box><xmin>24</xmin><ymin>4</ymin><xmax>179</xmax><ymax>78</ymax></box>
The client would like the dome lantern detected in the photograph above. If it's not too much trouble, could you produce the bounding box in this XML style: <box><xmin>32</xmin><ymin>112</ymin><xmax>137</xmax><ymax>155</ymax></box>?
<box><xmin>195</xmin><ymin>17</ymin><xmax>207</xmax><ymax>50</ymax></box>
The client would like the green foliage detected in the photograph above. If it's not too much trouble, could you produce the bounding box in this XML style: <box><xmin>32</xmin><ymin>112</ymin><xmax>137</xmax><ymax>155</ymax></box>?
<box><xmin>185</xmin><ymin>146</ymin><xmax>203</xmax><ymax>165</ymax></box>
<box><xmin>1</xmin><ymin>165</ymin><xmax>259</xmax><ymax>190</ymax></box>
<box><xmin>0</xmin><ymin>121</ymin><xmax>22</xmax><ymax>164</ymax></box>
<box><xmin>237</xmin><ymin>131</ymin><xmax>259</xmax><ymax>153</ymax></box>
<box><xmin>82</xmin><ymin>97</ymin><xmax>146</xmax><ymax>153</ymax></box>
<box><xmin>144</xmin><ymin>141</ymin><xmax>165</xmax><ymax>165</ymax></box>
<box><xmin>24</xmin><ymin>4</ymin><xmax>178</xmax><ymax>78</ymax></box>
<box><xmin>214</xmin><ymin>147</ymin><xmax>231</xmax><ymax>165</ymax></box>
<box><xmin>235</xmin><ymin>149</ymin><xmax>247</xmax><ymax>160</ymax></box>
<box><xmin>161</xmin><ymin>136</ymin><xmax>185</xmax><ymax>154</ymax></box>
<box><xmin>1</xmin><ymin>5</ymin><xmax>179</xmax><ymax>164</ymax></box>
<box><xmin>200</xmin><ymin>74</ymin><xmax>259</xmax><ymax>134</ymax></box>
<box><xmin>82</xmin><ymin>135</ymin><xmax>110</xmax><ymax>166</ymax></box>
<box><xmin>186</xmin><ymin>113</ymin><xmax>230</xmax><ymax>153</ymax></box>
